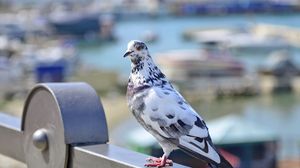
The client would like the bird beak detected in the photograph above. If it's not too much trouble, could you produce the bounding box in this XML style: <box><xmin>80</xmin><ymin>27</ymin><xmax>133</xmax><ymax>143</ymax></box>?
<box><xmin>123</xmin><ymin>50</ymin><xmax>133</xmax><ymax>58</ymax></box>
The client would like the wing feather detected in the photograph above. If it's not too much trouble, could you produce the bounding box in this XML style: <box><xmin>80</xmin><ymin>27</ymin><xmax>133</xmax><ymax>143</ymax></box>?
<box><xmin>141</xmin><ymin>86</ymin><xmax>221</xmax><ymax>164</ymax></box>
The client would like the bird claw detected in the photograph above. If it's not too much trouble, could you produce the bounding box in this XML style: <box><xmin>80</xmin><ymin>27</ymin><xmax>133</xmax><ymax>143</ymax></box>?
<box><xmin>144</xmin><ymin>163</ymin><xmax>173</xmax><ymax>168</ymax></box>
<box><xmin>146</xmin><ymin>157</ymin><xmax>157</xmax><ymax>162</ymax></box>
<box><xmin>145</xmin><ymin>157</ymin><xmax>173</xmax><ymax>167</ymax></box>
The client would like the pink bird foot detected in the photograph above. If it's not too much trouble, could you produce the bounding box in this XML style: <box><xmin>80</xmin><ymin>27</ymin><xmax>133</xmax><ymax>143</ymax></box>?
<box><xmin>145</xmin><ymin>157</ymin><xmax>173</xmax><ymax>167</ymax></box>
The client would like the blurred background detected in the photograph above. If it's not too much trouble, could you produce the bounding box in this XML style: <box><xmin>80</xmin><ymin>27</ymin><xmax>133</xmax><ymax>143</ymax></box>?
<box><xmin>0</xmin><ymin>0</ymin><xmax>300</xmax><ymax>167</ymax></box>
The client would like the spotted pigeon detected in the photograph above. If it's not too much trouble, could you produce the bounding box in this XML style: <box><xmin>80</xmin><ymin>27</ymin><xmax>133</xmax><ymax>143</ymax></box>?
<box><xmin>124</xmin><ymin>40</ymin><xmax>233</xmax><ymax>168</ymax></box>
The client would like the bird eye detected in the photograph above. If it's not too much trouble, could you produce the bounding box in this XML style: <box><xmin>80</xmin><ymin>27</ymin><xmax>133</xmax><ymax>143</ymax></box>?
<box><xmin>136</xmin><ymin>45</ymin><xmax>142</xmax><ymax>51</ymax></box>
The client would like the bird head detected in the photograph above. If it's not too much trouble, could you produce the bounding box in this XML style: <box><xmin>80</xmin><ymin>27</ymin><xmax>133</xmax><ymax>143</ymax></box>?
<box><xmin>123</xmin><ymin>40</ymin><xmax>149</xmax><ymax>65</ymax></box>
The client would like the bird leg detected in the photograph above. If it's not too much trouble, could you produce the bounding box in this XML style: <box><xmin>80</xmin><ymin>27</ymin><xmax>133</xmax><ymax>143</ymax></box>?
<box><xmin>145</xmin><ymin>155</ymin><xmax>173</xmax><ymax>167</ymax></box>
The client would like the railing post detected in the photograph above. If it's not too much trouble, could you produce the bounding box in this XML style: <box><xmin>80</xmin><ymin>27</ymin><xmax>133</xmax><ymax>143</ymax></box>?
<box><xmin>21</xmin><ymin>83</ymin><xmax>108</xmax><ymax>167</ymax></box>
<box><xmin>0</xmin><ymin>82</ymin><xmax>187</xmax><ymax>168</ymax></box>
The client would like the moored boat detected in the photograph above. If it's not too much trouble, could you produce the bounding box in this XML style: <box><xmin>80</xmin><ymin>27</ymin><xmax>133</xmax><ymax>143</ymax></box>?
<box><xmin>155</xmin><ymin>40</ymin><xmax>257</xmax><ymax>98</ymax></box>
<box><xmin>156</xmin><ymin>41</ymin><xmax>245</xmax><ymax>81</ymax></box>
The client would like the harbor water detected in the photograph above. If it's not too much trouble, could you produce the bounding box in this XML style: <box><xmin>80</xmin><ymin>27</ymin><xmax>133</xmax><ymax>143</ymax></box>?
<box><xmin>78</xmin><ymin>13</ymin><xmax>300</xmax><ymax>75</ymax></box>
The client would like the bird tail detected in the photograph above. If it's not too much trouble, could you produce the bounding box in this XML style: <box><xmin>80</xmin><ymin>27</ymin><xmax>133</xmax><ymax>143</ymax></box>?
<box><xmin>209</xmin><ymin>154</ymin><xmax>233</xmax><ymax>168</ymax></box>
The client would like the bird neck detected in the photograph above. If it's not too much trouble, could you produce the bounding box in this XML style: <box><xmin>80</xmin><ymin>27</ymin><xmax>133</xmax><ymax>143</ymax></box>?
<box><xmin>129</xmin><ymin>57</ymin><xmax>168</xmax><ymax>88</ymax></box>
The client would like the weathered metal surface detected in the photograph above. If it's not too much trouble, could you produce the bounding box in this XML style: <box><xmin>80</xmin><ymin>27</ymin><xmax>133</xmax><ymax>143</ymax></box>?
<box><xmin>21</xmin><ymin>83</ymin><xmax>109</xmax><ymax>168</ymax></box>
<box><xmin>0</xmin><ymin>82</ymin><xmax>186</xmax><ymax>168</ymax></box>
<box><xmin>43</xmin><ymin>83</ymin><xmax>108</xmax><ymax>144</ymax></box>
<box><xmin>22</xmin><ymin>83</ymin><xmax>109</xmax><ymax>145</ymax></box>
<box><xmin>22</xmin><ymin>86</ymin><xmax>68</xmax><ymax>168</ymax></box>
<box><xmin>69</xmin><ymin>144</ymin><xmax>188</xmax><ymax>168</ymax></box>
<box><xmin>0</xmin><ymin>113</ymin><xmax>24</xmax><ymax>162</ymax></box>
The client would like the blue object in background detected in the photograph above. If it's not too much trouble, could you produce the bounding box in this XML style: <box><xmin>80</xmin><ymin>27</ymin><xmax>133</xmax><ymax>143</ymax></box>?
<box><xmin>35</xmin><ymin>65</ymin><xmax>65</xmax><ymax>83</ymax></box>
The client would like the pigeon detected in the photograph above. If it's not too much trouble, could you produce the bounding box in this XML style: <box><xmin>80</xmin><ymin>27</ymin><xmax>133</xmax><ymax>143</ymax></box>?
<box><xmin>124</xmin><ymin>40</ymin><xmax>233</xmax><ymax>168</ymax></box>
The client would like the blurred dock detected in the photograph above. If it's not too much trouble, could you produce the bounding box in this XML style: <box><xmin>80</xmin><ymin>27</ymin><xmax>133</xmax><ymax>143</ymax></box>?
<box><xmin>258</xmin><ymin>50</ymin><xmax>300</xmax><ymax>94</ymax></box>
<box><xmin>0</xmin><ymin>2</ymin><xmax>118</xmax><ymax>100</ymax></box>
<box><xmin>253</xmin><ymin>24</ymin><xmax>300</xmax><ymax>48</ymax></box>
<box><xmin>171</xmin><ymin>24</ymin><xmax>300</xmax><ymax>96</ymax></box>
<box><xmin>155</xmin><ymin>40</ymin><xmax>258</xmax><ymax>98</ymax></box>
<box><xmin>183</xmin><ymin>23</ymin><xmax>300</xmax><ymax>49</ymax></box>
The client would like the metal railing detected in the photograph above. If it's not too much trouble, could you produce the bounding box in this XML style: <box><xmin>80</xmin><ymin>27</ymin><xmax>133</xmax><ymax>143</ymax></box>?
<box><xmin>0</xmin><ymin>83</ymin><xmax>186</xmax><ymax>168</ymax></box>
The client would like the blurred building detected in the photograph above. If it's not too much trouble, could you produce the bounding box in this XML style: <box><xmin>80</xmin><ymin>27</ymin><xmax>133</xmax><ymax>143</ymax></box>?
<box><xmin>166</xmin><ymin>0</ymin><xmax>300</xmax><ymax>15</ymax></box>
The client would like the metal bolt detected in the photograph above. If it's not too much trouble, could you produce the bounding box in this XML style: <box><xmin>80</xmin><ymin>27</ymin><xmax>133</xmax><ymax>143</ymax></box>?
<box><xmin>32</xmin><ymin>129</ymin><xmax>48</xmax><ymax>151</ymax></box>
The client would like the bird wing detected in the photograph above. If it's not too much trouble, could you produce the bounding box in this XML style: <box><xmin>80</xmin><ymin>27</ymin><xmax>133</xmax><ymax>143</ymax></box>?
<box><xmin>141</xmin><ymin>86</ymin><xmax>221</xmax><ymax>165</ymax></box>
